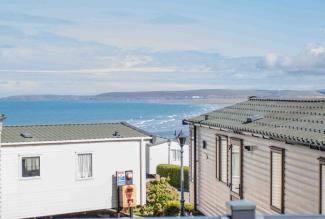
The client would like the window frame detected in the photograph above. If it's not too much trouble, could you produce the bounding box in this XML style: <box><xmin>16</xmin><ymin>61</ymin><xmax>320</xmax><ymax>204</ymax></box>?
<box><xmin>19</xmin><ymin>155</ymin><xmax>41</xmax><ymax>180</ymax></box>
<box><xmin>270</xmin><ymin>146</ymin><xmax>285</xmax><ymax>214</ymax></box>
<box><xmin>217</xmin><ymin>135</ymin><xmax>228</xmax><ymax>185</ymax></box>
<box><xmin>229</xmin><ymin>138</ymin><xmax>243</xmax><ymax>200</ymax></box>
<box><xmin>171</xmin><ymin>149</ymin><xmax>181</xmax><ymax>161</ymax></box>
<box><xmin>215</xmin><ymin>135</ymin><xmax>219</xmax><ymax>179</ymax></box>
<box><xmin>75</xmin><ymin>152</ymin><xmax>94</xmax><ymax>180</ymax></box>
<box><xmin>318</xmin><ymin>157</ymin><xmax>325</xmax><ymax>214</ymax></box>
<box><xmin>190</xmin><ymin>128</ymin><xmax>195</xmax><ymax>182</ymax></box>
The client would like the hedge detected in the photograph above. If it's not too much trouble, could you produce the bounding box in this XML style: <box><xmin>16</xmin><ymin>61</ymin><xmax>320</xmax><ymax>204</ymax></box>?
<box><xmin>164</xmin><ymin>200</ymin><xmax>180</xmax><ymax>216</ymax></box>
<box><xmin>164</xmin><ymin>200</ymin><xmax>194</xmax><ymax>216</ymax></box>
<box><xmin>156</xmin><ymin>164</ymin><xmax>189</xmax><ymax>190</ymax></box>
<box><xmin>184</xmin><ymin>202</ymin><xmax>194</xmax><ymax>214</ymax></box>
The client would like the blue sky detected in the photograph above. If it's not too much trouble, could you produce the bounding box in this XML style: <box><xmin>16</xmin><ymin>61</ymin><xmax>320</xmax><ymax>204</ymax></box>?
<box><xmin>0</xmin><ymin>0</ymin><xmax>325</xmax><ymax>96</ymax></box>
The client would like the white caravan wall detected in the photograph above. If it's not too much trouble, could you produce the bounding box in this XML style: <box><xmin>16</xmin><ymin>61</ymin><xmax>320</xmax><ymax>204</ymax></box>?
<box><xmin>1</xmin><ymin>139</ymin><xmax>146</xmax><ymax>219</ymax></box>
<box><xmin>148</xmin><ymin>141</ymin><xmax>189</xmax><ymax>175</ymax></box>
<box><xmin>148</xmin><ymin>142</ymin><xmax>169</xmax><ymax>175</ymax></box>
<box><xmin>169</xmin><ymin>141</ymin><xmax>189</xmax><ymax>167</ymax></box>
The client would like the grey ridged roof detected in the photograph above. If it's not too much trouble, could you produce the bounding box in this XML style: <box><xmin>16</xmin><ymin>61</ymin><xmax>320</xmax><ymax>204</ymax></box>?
<box><xmin>185</xmin><ymin>97</ymin><xmax>325</xmax><ymax>147</ymax></box>
<box><xmin>1</xmin><ymin>122</ymin><xmax>151</xmax><ymax>144</ymax></box>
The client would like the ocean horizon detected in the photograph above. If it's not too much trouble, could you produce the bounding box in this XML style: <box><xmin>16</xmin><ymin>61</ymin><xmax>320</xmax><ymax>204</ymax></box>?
<box><xmin>0</xmin><ymin>100</ymin><xmax>227</xmax><ymax>138</ymax></box>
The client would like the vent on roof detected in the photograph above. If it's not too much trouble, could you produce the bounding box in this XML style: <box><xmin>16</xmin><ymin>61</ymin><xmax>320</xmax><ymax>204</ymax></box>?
<box><xmin>21</xmin><ymin>132</ymin><xmax>33</xmax><ymax>138</ymax></box>
<box><xmin>245</xmin><ymin>114</ymin><xmax>264</xmax><ymax>124</ymax></box>
<box><xmin>112</xmin><ymin>131</ymin><xmax>121</xmax><ymax>137</ymax></box>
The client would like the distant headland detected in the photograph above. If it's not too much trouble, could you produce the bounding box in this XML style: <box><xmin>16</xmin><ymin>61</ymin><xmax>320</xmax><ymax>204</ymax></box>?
<box><xmin>1</xmin><ymin>89</ymin><xmax>324</xmax><ymax>104</ymax></box>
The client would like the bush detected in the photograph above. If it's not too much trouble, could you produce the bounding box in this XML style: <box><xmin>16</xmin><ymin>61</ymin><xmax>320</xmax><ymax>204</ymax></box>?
<box><xmin>164</xmin><ymin>200</ymin><xmax>180</xmax><ymax>216</ymax></box>
<box><xmin>134</xmin><ymin>177</ymin><xmax>179</xmax><ymax>216</ymax></box>
<box><xmin>156</xmin><ymin>164</ymin><xmax>189</xmax><ymax>190</ymax></box>
<box><xmin>185</xmin><ymin>202</ymin><xmax>194</xmax><ymax>215</ymax></box>
<box><xmin>164</xmin><ymin>201</ymin><xmax>194</xmax><ymax>216</ymax></box>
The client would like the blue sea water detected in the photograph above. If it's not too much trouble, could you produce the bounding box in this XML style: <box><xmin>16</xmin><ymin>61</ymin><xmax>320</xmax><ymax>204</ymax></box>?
<box><xmin>0</xmin><ymin>101</ymin><xmax>226</xmax><ymax>137</ymax></box>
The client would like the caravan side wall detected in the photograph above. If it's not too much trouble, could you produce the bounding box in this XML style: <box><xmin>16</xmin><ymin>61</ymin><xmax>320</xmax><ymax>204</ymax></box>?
<box><xmin>169</xmin><ymin>142</ymin><xmax>189</xmax><ymax>167</ymax></box>
<box><xmin>190</xmin><ymin>125</ymin><xmax>322</xmax><ymax>215</ymax></box>
<box><xmin>1</xmin><ymin>139</ymin><xmax>146</xmax><ymax>219</ymax></box>
<box><xmin>148</xmin><ymin>142</ymin><xmax>169</xmax><ymax>175</ymax></box>
<box><xmin>148</xmin><ymin>141</ymin><xmax>189</xmax><ymax>175</ymax></box>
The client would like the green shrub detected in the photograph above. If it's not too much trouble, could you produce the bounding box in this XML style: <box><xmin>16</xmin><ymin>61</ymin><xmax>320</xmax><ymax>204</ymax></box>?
<box><xmin>156</xmin><ymin>164</ymin><xmax>189</xmax><ymax>190</ymax></box>
<box><xmin>164</xmin><ymin>201</ymin><xmax>194</xmax><ymax>216</ymax></box>
<box><xmin>134</xmin><ymin>177</ymin><xmax>179</xmax><ymax>216</ymax></box>
<box><xmin>185</xmin><ymin>202</ymin><xmax>194</xmax><ymax>214</ymax></box>
<box><xmin>164</xmin><ymin>200</ymin><xmax>180</xmax><ymax>216</ymax></box>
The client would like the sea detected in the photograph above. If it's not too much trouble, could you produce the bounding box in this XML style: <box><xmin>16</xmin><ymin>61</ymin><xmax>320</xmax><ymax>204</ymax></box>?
<box><xmin>0</xmin><ymin>101</ymin><xmax>227</xmax><ymax>138</ymax></box>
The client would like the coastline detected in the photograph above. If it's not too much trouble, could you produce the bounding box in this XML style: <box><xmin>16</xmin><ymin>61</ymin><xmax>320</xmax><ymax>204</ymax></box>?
<box><xmin>0</xmin><ymin>101</ymin><xmax>225</xmax><ymax>138</ymax></box>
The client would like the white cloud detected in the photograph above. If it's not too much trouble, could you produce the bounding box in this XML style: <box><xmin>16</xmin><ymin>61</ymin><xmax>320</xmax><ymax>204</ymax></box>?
<box><xmin>0</xmin><ymin>80</ymin><xmax>40</xmax><ymax>95</ymax></box>
<box><xmin>308</xmin><ymin>44</ymin><xmax>325</xmax><ymax>56</ymax></box>
<box><xmin>0</xmin><ymin>67</ymin><xmax>176</xmax><ymax>74</ymax></box>
<box><xmin>0</xmin><ymin>23</ymin><xmax>324</xmax><ymax>95</ymax></box>
<box><xmin>265</xmin><ymin>53</ymin><xmax>279</xmax><ymax>66</ymax></box>
<box><xmin>262</xmin><ymin>44</ymin><xmax>325</xmax><ymax>75</ymax></box>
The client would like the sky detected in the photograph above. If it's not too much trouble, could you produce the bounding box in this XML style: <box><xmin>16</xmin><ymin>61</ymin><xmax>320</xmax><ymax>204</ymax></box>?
<box><xmin>0</xmin><ymin>0</ymin><xmax>325</xmax><ymax>96</ymax></box>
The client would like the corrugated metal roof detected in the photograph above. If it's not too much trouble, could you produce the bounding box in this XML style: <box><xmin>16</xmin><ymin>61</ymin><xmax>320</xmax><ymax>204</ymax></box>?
<box><xmin>1</xmin><ymin>122</ymin><xmax>151</xmax><ymax>144</ymax></box>
<box><xmin>185</xmin><ymin>97</ymin><xmax>325</xmax><ymax>147</ymax></box>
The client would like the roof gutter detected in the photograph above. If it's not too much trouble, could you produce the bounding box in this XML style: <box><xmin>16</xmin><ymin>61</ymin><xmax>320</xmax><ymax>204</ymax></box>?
<box><xmin>185</xmin><ymin>120</ymin><xmax>325</xmax><ymax>150</ymax></box>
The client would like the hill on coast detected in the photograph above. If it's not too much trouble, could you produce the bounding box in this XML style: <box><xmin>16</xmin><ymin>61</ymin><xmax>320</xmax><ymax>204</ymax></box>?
<box><xmin>1</xmin><ymin>89</ymin><xmax>324</xmax><ymax>104</ymax></box>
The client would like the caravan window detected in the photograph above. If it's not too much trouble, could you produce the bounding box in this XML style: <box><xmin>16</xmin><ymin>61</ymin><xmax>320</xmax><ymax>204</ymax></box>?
<box><xmin>171</xmin><ymin>149</ymin><xmax>181</xmax><ymax>161</ymax></box>
<box><xmin>22</xmin><ymin>156</ymin><xmax>40</xmax><ymax>178</ymax></box>
<box><xmin>319</xmin><ymin>158</ymin><xmax>325</xmax><ymax>214</ymax></box>
<box><xmin>270</xmin><ymin>147</ymin><xmax>285</xmax><ymax>213</ymax></box>
<box><xmin>77</xmin><ymin>153</ymin><xmax>93</xmax><ymax>179</ymax></box>
<box><xmin>218</xmin><ymin>136</ymin><xmax>228</xmax><ymax>184</ymax></box>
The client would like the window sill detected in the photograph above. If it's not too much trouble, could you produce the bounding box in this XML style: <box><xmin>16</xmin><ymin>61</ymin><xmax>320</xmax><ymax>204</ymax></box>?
<box><xmin>76</xmin><ymin>177</ymin><xmax>94</xmax><ymax>181</ymax></box>
<box><xmin>270</xmin><ymin>205</ymin><xmax>283</xmax><ymax>214</ymax></box>
<box><xmin>219</xmin><ymin>180</ymin><xmax>228</xmax><ymax>187</ymax></box>
<box><xmin>20</xmin><ymin>176</ymin><xmax>41</xmax><ymax>181</ymax></box>
<box><xmin>230</xmin><ymin>191</ymin><xmax>241</xmax><ymax>200</ymax></box>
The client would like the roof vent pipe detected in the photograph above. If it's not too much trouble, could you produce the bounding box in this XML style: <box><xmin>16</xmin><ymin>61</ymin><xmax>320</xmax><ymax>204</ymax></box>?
<box><xmin>152</xmin><ymin>136</ymin><xmax>157</xmax><ymax>144</ymax></box>
<box><xmin>21</xmin><ymin>132</ymin><xmax>33</xmax><ymax>138</ymax></box>
<box><xmin>113</xmin><ymin>131</ymin><xmax>120</xmax><ymax>137</ymax></box>
<box><xmin>245</xmin><ymin>114</ymin><xmax>264</xmax><ymax>123</ymax></box>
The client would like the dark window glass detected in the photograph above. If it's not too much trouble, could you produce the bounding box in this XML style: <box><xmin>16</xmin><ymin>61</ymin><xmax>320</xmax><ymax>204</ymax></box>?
<box><xmin>319</xmin><ymin>158</ymin><xmax>325</xmax><ymax>214</ymax></box>
<box><xmin>321</xmin><ymin>164</ymin><xmax>325</xmax><ymax>213</ymax></box>
<box><xmin>202</xmin><ymin>140</ymin><xmax>207</xmax><ymax>149</ymax></box>
<box><xmin>22</xmin><ymin>156</ymin><xmax>40</xmax><ymax>177</ymax></box>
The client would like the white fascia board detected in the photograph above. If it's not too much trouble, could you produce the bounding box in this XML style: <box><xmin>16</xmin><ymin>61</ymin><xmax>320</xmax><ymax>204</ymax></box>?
<box><xmin>1</xmin><ymin>136</ymin><xmax>152</xmax><ymax>147</ymax></box>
